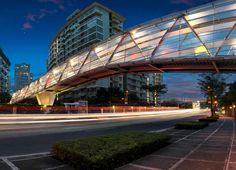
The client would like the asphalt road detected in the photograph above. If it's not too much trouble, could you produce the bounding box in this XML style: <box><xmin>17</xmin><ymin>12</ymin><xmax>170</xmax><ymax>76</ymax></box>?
<box><xmin>0</xmin><ymin>109</ymin><xmax>208</xmax><ymax>157</ymax></box>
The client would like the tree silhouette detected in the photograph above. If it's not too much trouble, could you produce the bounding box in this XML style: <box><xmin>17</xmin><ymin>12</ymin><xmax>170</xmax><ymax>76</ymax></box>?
<box><xmin>198</xmin><ymin>73</ymin><xmax>226</xmax><ymax>116</ymax></box>
<box><xmin>0</xmin><ymin>92</ymin><xmax>11</xmax><ymax>104</ymax></box>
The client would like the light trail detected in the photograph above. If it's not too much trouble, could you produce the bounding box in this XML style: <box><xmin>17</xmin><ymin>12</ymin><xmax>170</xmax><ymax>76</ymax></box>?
<box><xmin>0</xmin><ymin>109</ymin><xmax>207</xmax><ymax>125</ymax></box>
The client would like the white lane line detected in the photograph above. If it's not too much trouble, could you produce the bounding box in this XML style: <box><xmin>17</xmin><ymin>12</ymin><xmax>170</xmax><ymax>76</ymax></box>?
<box><xmin>11</xmin><ymin>155</ymin><xmax>52</xmax><ymax>162</ymax></box>
<box><xmin>44</xmin><ymin>165</ymin><xmax>67</xmax><ymax>170</ymax></box>
<box><xmin>0</xmin><ymin>152</ymin><xmax>50</xmax><ymax>159</ymax></box>
<box><xmin>224</xmin><ymin>118</ymin><xmax>235</xmax><ymax>170</ymax></box>
<box><xmin>2</xmin><ymin>158</ymin><xmax>19</xmax><ymax>170</ymax></box>
<box><xmin>168</xmin><ymin>118</ymin><xmax>225</xmax><ymax>170</ymax></box>
<box><xmin>149</xmin><ymin>127</ymin><xmax>173</xmax><ymax>133</ymax></box>
<box><xmin>129</xmin><ymin>163</ymin><xmax>162</xmax><ymax>170</ymax></box>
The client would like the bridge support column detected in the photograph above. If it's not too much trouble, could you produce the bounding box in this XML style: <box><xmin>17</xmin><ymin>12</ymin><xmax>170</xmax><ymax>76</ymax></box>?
<box><xmin>36</xmin><ymin>92</ymin><xmax>56</xmax><ymax>106</ymax></box>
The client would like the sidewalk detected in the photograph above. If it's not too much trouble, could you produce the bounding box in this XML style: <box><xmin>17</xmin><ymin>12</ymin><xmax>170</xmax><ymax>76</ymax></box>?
<box><xmin>118</xmin><ymin>117</ymin><xmax>236</xmax><ymax>170</ymax></box>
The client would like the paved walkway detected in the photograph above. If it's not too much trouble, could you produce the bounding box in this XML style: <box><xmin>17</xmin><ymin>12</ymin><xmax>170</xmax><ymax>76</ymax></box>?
<box><xmin>118</xmin><ymin>117</ymin><xmax>236</xmax><ymax>170</ymax></box>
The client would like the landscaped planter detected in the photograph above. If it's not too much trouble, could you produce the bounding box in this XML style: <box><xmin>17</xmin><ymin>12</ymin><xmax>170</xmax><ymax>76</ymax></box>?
<box><xmin>175</xmin><ymin>121</ymin><xmax>208</xmax><ymax>129</ymax></box>
<box><xmin>198</xmin><ymin>116</ymin><xmax>218</xmax><ymax>122</ymax></box>
<box><xmin>52</xmin><ymin>132</ymin><xmax>170</xmax><ymax>170</ymax></box>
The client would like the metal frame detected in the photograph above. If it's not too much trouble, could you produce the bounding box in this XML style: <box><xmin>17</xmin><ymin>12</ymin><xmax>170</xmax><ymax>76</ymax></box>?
<box><xmin>182</xmin><ymin>15</ymin><xmax>219</xmax><ymax>72</ymax></box>
<box><xmin>10</xmin><ymin>0</ymin><xmax>236</xmax><ymax>104</ymax></box>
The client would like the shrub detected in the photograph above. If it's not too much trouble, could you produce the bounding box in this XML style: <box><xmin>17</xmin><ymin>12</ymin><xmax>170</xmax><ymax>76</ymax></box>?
<box><xmin>175</xmin><ymin>121</ymin><xmax>208</xmax><ymax>129</ymax></box>
<box><xmin>199</xmin><ymin>117</ymin><xmax>218</xmax><ymax>122</ymax></box>
<box><xmin>208</xmin><ymin>115</ymin><xmax>219</xmax><ymax>119</ymax></box>
<box><xmin>52</xmin><ymin>132</ymin><xmax>170</xmax><ymax>170</ymax></box>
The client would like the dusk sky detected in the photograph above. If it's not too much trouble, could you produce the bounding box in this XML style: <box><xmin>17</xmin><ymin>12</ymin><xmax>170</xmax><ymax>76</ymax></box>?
<box><xmin>1</xmin><ymin>0</ymin><xmax>235</xmax><ymax>99</ymax></box>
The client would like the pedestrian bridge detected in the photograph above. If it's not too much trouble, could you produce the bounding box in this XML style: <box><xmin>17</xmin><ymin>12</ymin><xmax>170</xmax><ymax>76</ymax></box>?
<box><xmin>11</xmin><ymin>0</ymin><xmax>236</xmax><ymax>105</ymax></box>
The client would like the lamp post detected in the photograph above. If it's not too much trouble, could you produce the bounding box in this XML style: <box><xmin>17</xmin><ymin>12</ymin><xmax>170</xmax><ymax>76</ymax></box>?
<box><xmin>124</xmin><ymin>90</ymin><xmax>128</xmax><ymax>105</ymax></box>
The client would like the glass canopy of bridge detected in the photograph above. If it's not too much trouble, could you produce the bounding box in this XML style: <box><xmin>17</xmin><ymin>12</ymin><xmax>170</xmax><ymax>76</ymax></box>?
<box><xmin>11</xmin><ymin>0</ymin><xmax>236</xmax><ymax>106</ymax></box>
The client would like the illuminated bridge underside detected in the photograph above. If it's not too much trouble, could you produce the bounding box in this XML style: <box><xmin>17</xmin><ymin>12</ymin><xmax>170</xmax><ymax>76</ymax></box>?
<box><xmin>11</xmin><ymin>0</ymin><xmax>236</xmax><ymax>105</ymax></box>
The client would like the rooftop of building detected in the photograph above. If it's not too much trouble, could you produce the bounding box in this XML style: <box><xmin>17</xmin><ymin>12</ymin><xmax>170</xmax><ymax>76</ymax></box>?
<box><xmin>49</xmin><ymin>2</ymin><xmax>126</xmax><ymax>46</ymax></box>
<box><xmin>0</xmin><ymin>48</ymin><xmax>10</xmax><ymax>65</ymax></box>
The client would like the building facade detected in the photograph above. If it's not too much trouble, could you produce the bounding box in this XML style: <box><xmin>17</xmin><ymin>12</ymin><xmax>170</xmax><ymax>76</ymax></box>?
<box><xmin>47</xmin><ymin>2</ymin><xmax>124</xmax><ymax>70</ymax></box>
<box><xmin>0</xmin><ymin>49</ymin><xmax>10</xmax><ymax>93</ymax></box>
<box><xmin>14</xmin><ymin>63</ymin><xmax>33</xmax><ymax>92</ymax></box>
<box><xmin>47</xmin><ymin>2</ymin><xmax>161</xmax><ymax>104</ymax></box>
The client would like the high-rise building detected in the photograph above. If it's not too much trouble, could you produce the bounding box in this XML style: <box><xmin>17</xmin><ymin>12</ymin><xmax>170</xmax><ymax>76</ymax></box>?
<box><xmin>0</xmin><ymin>49</ymin><xmax>10</xmax><ymax>93</ymax></box>
<box><xmin>47</xmin><ymin>2</ymin><xmax>124</xmax><ymax>70</ymax></box>
<box><xmin>47</xmin><ymin>2</ymin><xmax>162</xmax><ymax>104</ymax></box>
<box><xmin>14</xmin><ymin>63</ymin><xmax>33</xmax><ymax>92</ymax></box>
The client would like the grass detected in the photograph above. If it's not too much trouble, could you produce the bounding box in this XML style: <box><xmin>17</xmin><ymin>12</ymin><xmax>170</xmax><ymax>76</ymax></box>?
<box><xmin>175</xmin><ymin>121</ymin><xmax>209</xmax><ymax>129</ymax></box>
<box><xmin>52</xmin><ymin>132</ymin><xmax>170</xmax><ymax>170</ymax></box>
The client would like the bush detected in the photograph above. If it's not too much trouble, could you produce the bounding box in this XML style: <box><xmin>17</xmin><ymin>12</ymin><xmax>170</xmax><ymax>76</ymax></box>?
<box><xmin>199</xmin><ymin>116</ymin><xmax>218</xmax><ymax>122</ymax></box>
<box><xmin>209</xmin><ymin>115</ymin><xmax>219</xmax><ymax>119</ymax></box>
<box><xmin>52</xmin><ymin>132</ymin><xmax>170</xmax><ymax>170</ymax></box>
<box><xmin>175</xmin><ymin>121</ymin><xmax>208</xmax><ymax>129</ymax></box>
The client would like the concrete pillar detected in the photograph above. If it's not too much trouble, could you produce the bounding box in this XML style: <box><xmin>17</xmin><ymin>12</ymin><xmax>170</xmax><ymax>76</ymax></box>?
<box><xmin>36</xmin><ymin>91</ymin><xmax>56</xmax><ymax>106</ymax></box>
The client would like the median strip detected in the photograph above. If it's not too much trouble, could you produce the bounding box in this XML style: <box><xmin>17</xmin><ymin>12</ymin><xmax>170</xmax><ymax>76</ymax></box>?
<box><xmin>52</xmin><ymin>132</ymin><xmax>170</xmax><ymax>170</ymax></box>
<box><xmin>175</xmin><ymin>122</ymin><xmax>209</xmax><ymax>130</ymax></box>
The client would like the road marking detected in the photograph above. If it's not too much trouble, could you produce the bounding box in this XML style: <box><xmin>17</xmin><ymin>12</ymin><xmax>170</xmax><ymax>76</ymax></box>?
<box><xmin>11</xmin><ymin>155</ymin><xmax>52</xmax><ymax>162</ymax></box>
<box><xmin>44</xmin><ymin>165</ymin><xmax>67</xmax><ymax>170</ymax></box>
<box><xmin>0</xmin><ymin>152</ymin><xmax>50</xmax><ymax>159</ymax></box>
<box><xmin>129</xmin><ymin>163</ymin><xmax>162</xmax><ymax>170</ymax></box>
<box><xmin>149</xmin><ymin>127</ymin><xmax>173</xmax><ymax>133</ymax></box>
<box><xmin>224</xmin><ymin>118</ymin><xmax>235</xmax><ymax>170</ymax></box>
<box><xmin>168</xmin><ymin>118</ymin><xmax>225</xmax><ymax>170</ymax></box>
<box><xmin>2</xmin><ymin>158</ymin><xmax>19</xmax><ymax>170</ymax></box>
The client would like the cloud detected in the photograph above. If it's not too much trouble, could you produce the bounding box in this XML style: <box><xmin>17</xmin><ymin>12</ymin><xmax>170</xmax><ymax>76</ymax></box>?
<box><xmin>22</xmin><ymin>22</ymin><xmax>32</xmax><ymax>30</ymax></box>
<box><xmin>38</xmin><ymin>9</ymin><xmax>57</xmax><ymax>19</ymax></box>
<box><xmin>22</xmin><ymin>8</ymin><xmax>58</xmax><ymax>30</ymax></box>
<box><xmin>170</xmin><ymin>0</ymin><xmax>195</xmax><ymax>5</ymax></box>
<box><xmin>39</xmin><ymin>0</ymin><xmax>65</xmax><ymax>10</ymax></box>
<box><xmin>162</xmin><ymin>73</ymin><xmax>203</xmax><ymax>99</ymax></box>
<box><xmin>27</xmin><ymin>14</ymin><xmax>36</xmax><ymax>21</ymax></box>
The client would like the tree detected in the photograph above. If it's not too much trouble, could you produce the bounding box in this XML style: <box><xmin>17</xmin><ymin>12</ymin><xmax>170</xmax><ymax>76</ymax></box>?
<box><xmin>107</xmin><ymin>87</ymin><xmax>123</xmax><ymax>105</ymax></box>
<box><xmin>88</xmin><ymin>87</ymin><xmax>124</xmax><ymax>106</ymax></box>
<box><xmin>142</xmin><ymin>84</ymin><xmax>167</xmax><ymax>106</ymax></box>
<box><xmin>198</xmin><ymin>73</ymin><xmax>226</xmax><ymax>116</ymax></box>
<box><xmin>91</xmin><ymin>87</ymin><xmax>110</xmax><ymax>105</ymax></box>
<box><xmin>0</xmin><ymin>92</ymin><xmax>11</xmax><ymax>104</ymax></box>
<box><xmin>128</xmin><ymin>92</ymin><xmax>140</xmax><ymax>105</ymax></box>
<box><xmin>221</xmin><ymin>82</ymin><xmax>236</xmax><ymax>114</ymax></box>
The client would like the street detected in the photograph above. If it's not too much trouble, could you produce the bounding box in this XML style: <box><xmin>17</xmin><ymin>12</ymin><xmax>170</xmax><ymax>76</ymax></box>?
<box><xmin>0</xmin><ymin>109</ymin><xmax>208</xmax><ymax>157</ymax></box>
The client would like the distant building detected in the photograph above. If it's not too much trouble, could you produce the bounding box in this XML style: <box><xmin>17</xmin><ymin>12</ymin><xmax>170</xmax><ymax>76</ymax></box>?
<box><xmin>47</xmin><ymin>2</ymin><xmax>162</xmax><ymax>104</ymax></box>
<box><xmin>14</xmin><ymin>63</ymin><xmax>33</xmax><ymax>91</ymax></box>
<box><xmin>0</xmin><ymin>49</ymin><xmax>10</xmax><ymax>93</ymax></box>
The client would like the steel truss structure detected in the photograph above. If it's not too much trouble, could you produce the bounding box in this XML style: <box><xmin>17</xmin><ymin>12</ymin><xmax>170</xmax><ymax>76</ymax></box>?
<box><xmin>11</xmin><ymin>0</ymin><xmax>236</xmax><ymax>104</ymax></box>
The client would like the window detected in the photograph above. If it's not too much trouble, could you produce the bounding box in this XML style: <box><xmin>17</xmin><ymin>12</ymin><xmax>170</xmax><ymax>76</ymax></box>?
<box><xmin>97</xmin><ymin>33</ymin><xmax>103</xmax><ymax>40</ymax></box>
<box><xmin>88</xmin><ymin>33</ymin><xmax>96</xmax><ymax>41</ymax></box>
<box><xmin>97</xmin><ymin>19</ymin><xmax>103</xmax><ymax>26</ymax></box>
<box><xmin>88</xmin><ymin>26</ymin><xmax>96</xmax><ymax>34</ymax></box>
<box><xmin>97</xmin><ymin>26</ymin><xmax>103</xmax><ymax>33</ymax></box>
<box><xmin>87</xmin><ymin>19</ymin><xmax>97</xmax><ymax>28</ymax></box>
